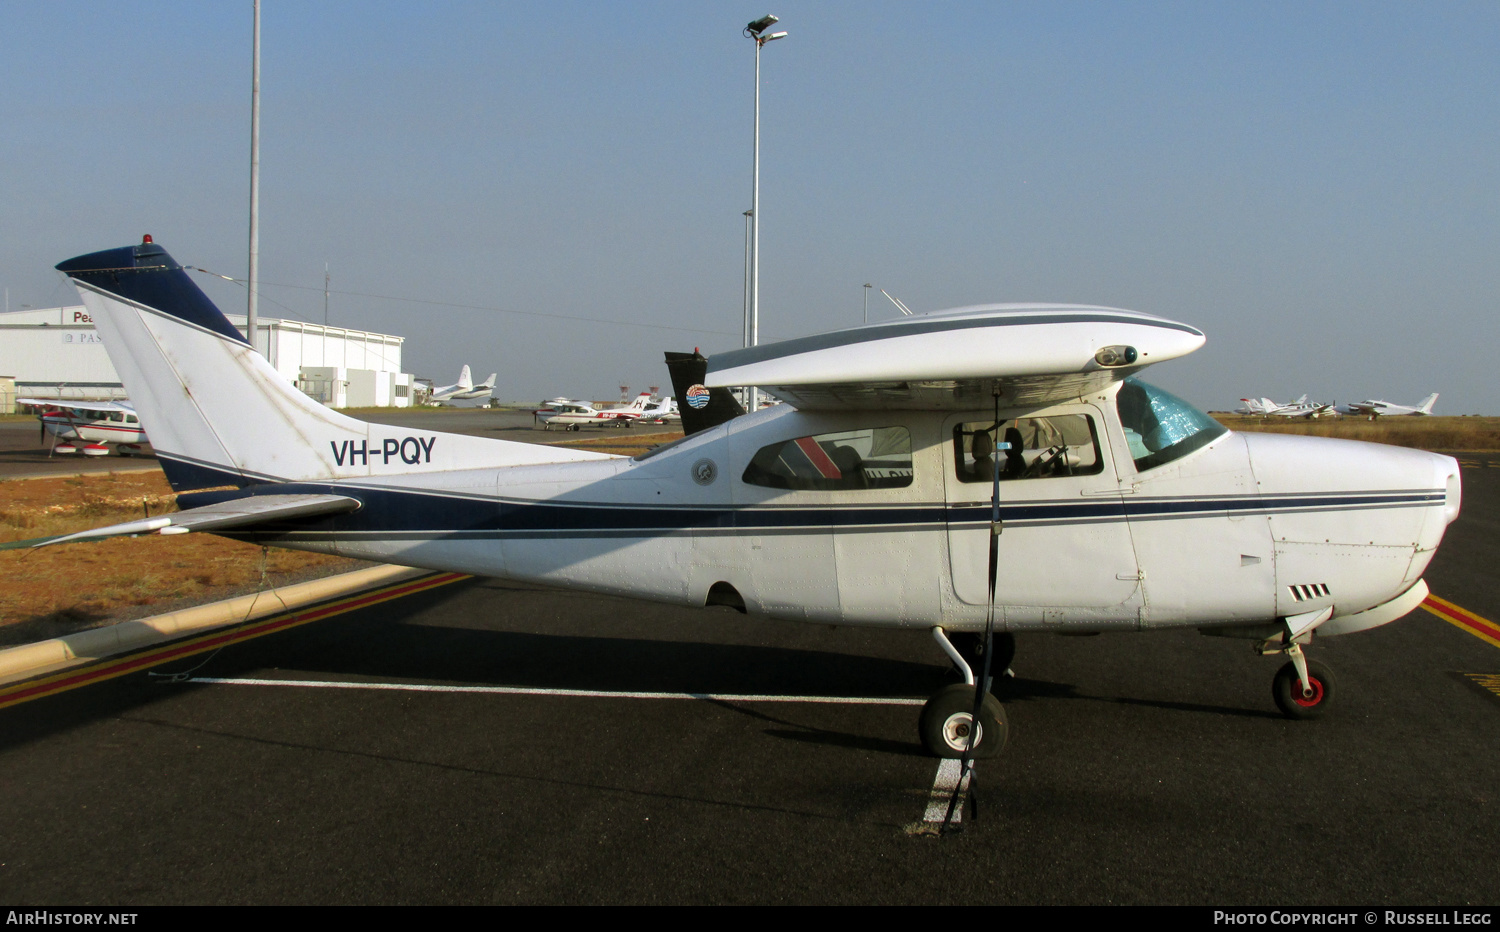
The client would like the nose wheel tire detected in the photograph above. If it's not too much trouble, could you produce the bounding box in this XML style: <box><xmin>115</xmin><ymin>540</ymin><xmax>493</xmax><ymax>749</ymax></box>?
<box><xmin>1273</xmin><ymin>659</ymin><xmax>1335</xmax><ymax>719</ymax></box>
<box><xmin>919</xmin><ymin>683</ymin><xmax>1009</xmax><ymax>758</ymax></box>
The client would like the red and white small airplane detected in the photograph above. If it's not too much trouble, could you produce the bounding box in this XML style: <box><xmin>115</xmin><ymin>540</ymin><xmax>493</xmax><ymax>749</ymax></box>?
<box><xmin>19</xmin><ymin>399</ymin><xmax>149</xmax><ymax>456</ymax></box>
<box><xmin>537</xmin><ymin>392</ymin><xmax>657</xmax><ymax>430</ymax></box>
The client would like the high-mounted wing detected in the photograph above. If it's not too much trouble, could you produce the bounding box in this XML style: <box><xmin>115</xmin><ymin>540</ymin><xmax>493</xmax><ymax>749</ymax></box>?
<box><xmin>705</xmin><ymin>304</ymin><xmax>1205</xmax><ymax>410</ymax></box>
<box><xmin>18</xmin><ymin>399</ymin><xmax>136</xmax><ymax>416</ymax></box>
<box><xmin>35</xmin><ymin>494</ymin><xmax>361</xmax><ymax>547</ymax></box>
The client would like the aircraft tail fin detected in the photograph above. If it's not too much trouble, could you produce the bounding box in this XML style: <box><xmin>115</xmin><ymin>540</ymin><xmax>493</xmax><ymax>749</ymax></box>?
<box><xmin>456</xmin><ymin>365</ymin><xmax>474</xmax><ymax>391</ymax></box>
<box><xmin>1418</xmin><ymin>393</ymin><xmax>1439</xmax><ymax>414</ymax></box>
<box><xmin>479</xmin><ymin>373</ymin><xmax>497</xmax><ymax>390</ymax></box>
<box><xmin>664</xmin><ymin>351</ymin><xmax>745</xmax><ymax>436</ymax></box>
<box><xmin>56</xmin><ymin>239</ymin><xmax>607</xmax><ymax>491</ymax></box>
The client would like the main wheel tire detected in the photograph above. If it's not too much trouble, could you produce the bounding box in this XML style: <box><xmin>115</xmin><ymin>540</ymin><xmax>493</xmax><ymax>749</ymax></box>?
<box><xmin>1273</xmin><ymin>659</ymin><xmax>1335</xmax><ymax>720</ymax></box>
<box><xmin>919</xmin><ymin>683</ymin><xmax>1009</xmax><ymax>758</ymax></box>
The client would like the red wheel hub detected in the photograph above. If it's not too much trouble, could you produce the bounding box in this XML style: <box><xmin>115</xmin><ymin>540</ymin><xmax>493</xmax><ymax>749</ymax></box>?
<box><xmin>1293</xmin><ymin>676</ymin><xmax>1325</xmax><ymax>707</ymax></box>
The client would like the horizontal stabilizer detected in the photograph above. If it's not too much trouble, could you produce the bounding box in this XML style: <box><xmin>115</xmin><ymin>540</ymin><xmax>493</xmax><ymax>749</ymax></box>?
<box><xmin>35</xmin><ymin>494</ymin><xmax>362</xmax><ymax>547</ymax></box>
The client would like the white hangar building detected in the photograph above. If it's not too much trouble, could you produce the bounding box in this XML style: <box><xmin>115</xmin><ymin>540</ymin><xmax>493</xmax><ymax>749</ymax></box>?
<box><xmin>0</xmin><ymin>305</ymin><xmax>415</xmax><ymax>409</ymax></box>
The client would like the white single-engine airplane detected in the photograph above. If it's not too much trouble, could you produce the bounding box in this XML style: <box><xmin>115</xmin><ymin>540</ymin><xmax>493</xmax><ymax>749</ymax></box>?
<box><xmin>427</xmin><ymin>365</ymin><xmax>497</xmax><ymax>404</ymax></box>
<box><xmin>44</xmin><ymin>239</ymin><xmax>1462</xmax><ymax>758</ymax></box>
<box><xmin>19</xmin><ymin>398</ymin><xmax>149</xmax><ymax>455</ymax></box>
<box><xmin>1237</xmin><ymin>395</ymin><xmax>1331</xmax><ymax>418</ymax></box>
<box><xmin>1334</xmin><ymin>394</ymin><xmax>1439</xmax><ymax>419</ymax></box>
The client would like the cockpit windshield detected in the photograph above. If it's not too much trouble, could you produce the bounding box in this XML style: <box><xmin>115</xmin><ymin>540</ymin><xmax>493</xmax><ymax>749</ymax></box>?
<box><xmin>1115</xmin><ymin>377</ymin><xmax>1226</xmax><ymax>472</ymax></box>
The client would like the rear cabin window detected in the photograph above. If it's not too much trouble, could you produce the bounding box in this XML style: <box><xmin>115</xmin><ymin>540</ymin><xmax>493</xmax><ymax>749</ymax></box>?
<box><xmin>1115</xmin><ymin>377</ymin><xmax>1227</xmax><ymax>471</ymax></box>
<box><xmin>954</xmin><ymin>414</ymin><xmax>1102</xmax><ymax>483</ymax></box>
<box><xmin>743</xmin><ymin>427</ymin><xmax>912</xmax><ymax>491</ymax></box>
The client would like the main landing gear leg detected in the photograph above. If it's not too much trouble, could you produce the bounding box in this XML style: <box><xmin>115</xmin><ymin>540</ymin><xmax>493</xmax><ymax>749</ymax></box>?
<box><xmin>922</xmin><ymin>627</ymin><xmax>1009</xmax><ymax>758</ymax></box>
<box><xmin>949</xmin><ymin>631</ymin><xmax>1017</xmax><ymax>683</ymax></box>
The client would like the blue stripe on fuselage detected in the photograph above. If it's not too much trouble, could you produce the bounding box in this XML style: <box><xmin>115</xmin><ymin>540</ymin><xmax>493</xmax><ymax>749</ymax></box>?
<box><xmin>191</xmin><ymin>480</ymin><xmax>1446</xmax><ymax>542</ymax></box>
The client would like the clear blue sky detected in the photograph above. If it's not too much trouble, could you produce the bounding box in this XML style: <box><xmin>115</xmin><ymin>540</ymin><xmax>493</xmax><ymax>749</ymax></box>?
<box><xmin>2</xmin><ymin>2</ymin><xmax>1496</xmax><ymax>412</ymax></box>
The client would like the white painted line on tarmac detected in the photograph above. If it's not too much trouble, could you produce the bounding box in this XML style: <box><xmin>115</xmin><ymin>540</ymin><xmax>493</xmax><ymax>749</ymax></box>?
<box><xmin>920</xmin><ymin>758</ymin><xmax>971</xmax><ymax>827</ymax></box>
<box><xmin>189</xmin><ymin>676</ymin><xmax>927</xmax><ymax>705</ymax></box>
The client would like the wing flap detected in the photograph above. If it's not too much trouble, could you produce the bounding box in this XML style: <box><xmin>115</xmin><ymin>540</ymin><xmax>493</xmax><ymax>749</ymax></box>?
<box><xmin>35</xmin><ymin>494</ymin><xmax>362</xmax><ymax>547</ymax></box>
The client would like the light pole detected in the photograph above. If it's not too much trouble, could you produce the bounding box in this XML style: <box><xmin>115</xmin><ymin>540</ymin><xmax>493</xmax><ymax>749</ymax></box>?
<box><xmin>742</xmin><ymin>210</ymin><xmax>753</xmax><ymax>351</ymax></box>
<box><xmin>864</xmin><ymin>283</ymin><xmax>872</xmax><ymax>325</ymax></box>
<box><xmin>247</xmin><ymin>0</ymin><xmax>261</xmax><ymax>349</ymax></box>
<box><xmin>744</xmin><ymin>14</ymin><xmax>786</xmax><ymax>412</ymax></box>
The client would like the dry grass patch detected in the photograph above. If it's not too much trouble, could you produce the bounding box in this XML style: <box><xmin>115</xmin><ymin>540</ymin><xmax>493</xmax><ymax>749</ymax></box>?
<box><xmin>0</xmin><ymin>472</ymin><xmax>360</xmax><ymax>642</ymax></box>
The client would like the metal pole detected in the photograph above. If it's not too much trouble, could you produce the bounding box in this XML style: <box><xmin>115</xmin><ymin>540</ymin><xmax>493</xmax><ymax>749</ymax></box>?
<box><xmin>748</xmin><ymin>38</ymin><xmax>761</xmax><ymax>413</ymax></box>
<box><xmin>742</xmin><ymin>210</ymin><xmax>752</xmax><ymax>351</ymax></box>
<box><xmin>864</xmin><ymin>283</ymin><xmax>871</xmax><ymax>325</ymax></box>
<box><xmin>247</xmin><ymin>0</ymin><xmax>261</xmax><ymax>348</ymax></box>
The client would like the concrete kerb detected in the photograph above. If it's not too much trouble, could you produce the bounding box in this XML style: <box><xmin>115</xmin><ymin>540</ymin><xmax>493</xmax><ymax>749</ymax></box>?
<box><xmin>0</xmin><ymin>564</ymin><xmax>431</xmax><ymax>686</ymax></box>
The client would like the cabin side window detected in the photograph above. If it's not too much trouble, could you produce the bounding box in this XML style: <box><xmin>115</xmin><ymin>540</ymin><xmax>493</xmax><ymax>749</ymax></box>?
<box><xmin>953</xmin><ymin>414</ymin><xmax>1103</xmax><ymax>483</ymax></box>
<box><xmin>743</xmin><ymin>427</ymin><xmax>912</xmax><ymax>491</ymax></box>
<box><xmin>1115</xmin><ymin>377</ymin><xmax>1227</xmax><ymax>471</ymax></box>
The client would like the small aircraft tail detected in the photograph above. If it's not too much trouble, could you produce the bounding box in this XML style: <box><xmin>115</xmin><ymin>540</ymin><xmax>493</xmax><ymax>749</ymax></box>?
<box><xmin>56</xmin><ymin>239</ymin><xmax>606</xmax><ymax>491</ymax></box>
<box><xmin>478</xmin><ymin>372</ymin><xmax>497</xmax><ymax>391</ymax></box>
<box><xmin>665</xmin><ymin>351</ymin><xmax>745</xmax><ymax>436</ymax></box>
<box><xmin>1417</xmin><ymin>393</ymin><xmax>1439</xmax><ymax>414</ymax></box>
<box><xmin>455</xmin><ymin>365</ymin><xmax>474</xmax><ymax>391</ymax></box>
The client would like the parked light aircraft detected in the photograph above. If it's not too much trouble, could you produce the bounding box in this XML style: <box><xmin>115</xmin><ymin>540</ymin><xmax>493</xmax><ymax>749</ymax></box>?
<box><xmin>44</xmin><ymin>239</ymin><xmax>1462</xmax><ymax>759</ymax></box>
<box><xmin>1237</xmin><ymin>395</ymin><xmax>1332</xmax><ymax>418</ymax></box>
<box><xmin>1334</xmin><ymin>394</ymin><xmax>1439</xmax><ymax>419</ymax></box>
<box><xmin>428</xmin><ymin>365</ymin><xmax>497</xmax><ymax>404</ymax></box>
<box><xmin>19</xmin><ymin>398</ymin><xmax>148</xmax><ymax>455</ymax></box>
<box><xmin>538</xmin><ymin>392</ymin><xmax>656</xmax><ymax>430</ymax></box>
<box><xmin>637</xmin><ymin>396</ymin><xmax>681</xmax><ymax>425</ymax></box>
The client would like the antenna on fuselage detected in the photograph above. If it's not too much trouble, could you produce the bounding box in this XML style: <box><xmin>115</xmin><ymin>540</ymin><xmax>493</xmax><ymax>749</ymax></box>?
<box><xmin>879</xmin><ymin>289</ymin><xmax>914</xmax><ymax>316</ymax></box>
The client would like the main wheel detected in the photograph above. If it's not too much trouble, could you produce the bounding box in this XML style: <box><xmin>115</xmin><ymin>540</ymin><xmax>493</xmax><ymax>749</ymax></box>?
<box><xmin>1273</xmin><ymin>659</ymin><xmax>1336</xmax><ymax>719</ymax></box>
<box><xmin>919</xmin><ymin>684</ymin><xmax>1009</xmax><ymax>758</ymax></box>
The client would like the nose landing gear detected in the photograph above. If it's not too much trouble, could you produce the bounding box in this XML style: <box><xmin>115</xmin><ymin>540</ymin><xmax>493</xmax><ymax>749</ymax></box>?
<box><xmin>1271</xmin><ymin>646</ymin><xmax>1336</xmax><ymax>719</ymax></box>
<box><xmin>1260</xmin><ymin>608</ymin><xmax>1337</xmax><ymax>719</ymax></box>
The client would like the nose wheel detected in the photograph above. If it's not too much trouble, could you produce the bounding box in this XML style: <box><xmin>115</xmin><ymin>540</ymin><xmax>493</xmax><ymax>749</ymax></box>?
<box><xmin>1272</xmin><ymin>656</ymin><xmax>1336</xmax><ymax>719</ymax></box>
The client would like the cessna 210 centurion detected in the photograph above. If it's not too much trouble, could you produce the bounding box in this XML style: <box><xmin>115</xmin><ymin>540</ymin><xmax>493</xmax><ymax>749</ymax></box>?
<box><xmin>44</xmin><ymin>238</ymin><xmax>1461</xmax><ymax>759</ymax></box>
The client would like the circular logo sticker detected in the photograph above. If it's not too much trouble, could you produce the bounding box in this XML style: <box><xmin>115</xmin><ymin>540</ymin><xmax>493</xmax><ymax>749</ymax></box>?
<box><xmin>685</xmin><ymin>384</ymin><xmax>710</xmax><ymax>409</ymax></box>
<box><xmin>691</xmin><ymin>458</ymin><xmax>717</xmax><ymax>485</ymax></box>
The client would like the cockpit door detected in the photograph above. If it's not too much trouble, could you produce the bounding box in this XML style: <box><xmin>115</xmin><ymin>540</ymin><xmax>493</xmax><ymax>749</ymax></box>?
<box><xmin>943</xmin><ymin>406</ymin><xmax>1140</xmax><ymax>618</ymax></box>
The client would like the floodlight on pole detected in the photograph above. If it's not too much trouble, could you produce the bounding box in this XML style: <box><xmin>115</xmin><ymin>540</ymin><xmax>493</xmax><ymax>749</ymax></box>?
<box><xmin>746</xmin><ymin>14</ymin><xmax>778</xmax><ymax>36</ymax></box>
<box><xmin>744</xmin><ymin>14</ymin><xmax>785</xmax><ymax>413</ymax></box>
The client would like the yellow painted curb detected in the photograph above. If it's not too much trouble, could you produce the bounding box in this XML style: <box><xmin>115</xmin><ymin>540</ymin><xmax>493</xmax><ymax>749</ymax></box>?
<box><xmin>0</xmin><ymin>564</ymin><xmax>430</xmax><ymax>685</ymax></box>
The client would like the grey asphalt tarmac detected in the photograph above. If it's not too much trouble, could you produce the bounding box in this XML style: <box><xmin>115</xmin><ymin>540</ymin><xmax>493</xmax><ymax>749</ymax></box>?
<box><xmin>0</xmin><ymin>460</ymin><xmax>1495</xmax><ymax>905</ymax></box>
